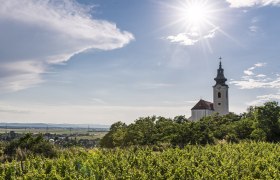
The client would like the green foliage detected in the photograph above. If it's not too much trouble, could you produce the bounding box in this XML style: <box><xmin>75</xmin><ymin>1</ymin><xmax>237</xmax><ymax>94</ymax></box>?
<box><xmin>4</xmin><ymin>133</ymin><xmax>57</xmax><ymax>159</ymax></box>
<box><xmin>100</xmin><ymin>121</ymin><xmax>127</xmax><ymax>148</ymax></box>
<box><xmin>250</xmin><ymin>128</ymin><xmax>267</xmax><ymax>141</ymax></box>
<box><xmin>173</xmin><ymin>115</ymin><xmax>188</xmax><ymax>124</ymax></box>
<box><xmin>0</xmin><ymin>142</ymin><xmax>280</xmax><ymax>179</ymax></box>
<box><xmin>100</xmin><ymin>116</ymin><xmax>180</xmax><ymax>148</ymax></box>
<box><xmin>252</xmin><ymin>101</ymin><xmax>280</xmax><ymax>141</ymax></box>
<box><xmin>101</xmin><ymin>101</ymin><xmax>280</xmax><ymax>148</ymax></box>
<box><xmin>233</xmin><ymin>118</ymin><xmax>254</xmax><ymax>139</ymax></box>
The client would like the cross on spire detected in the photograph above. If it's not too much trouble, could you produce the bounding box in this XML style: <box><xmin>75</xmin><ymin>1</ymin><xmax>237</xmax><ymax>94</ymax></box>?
<box><xmin>219</xmin><ymin>57</ymin><xmax>222</xmax><ymax>68</ymax></box>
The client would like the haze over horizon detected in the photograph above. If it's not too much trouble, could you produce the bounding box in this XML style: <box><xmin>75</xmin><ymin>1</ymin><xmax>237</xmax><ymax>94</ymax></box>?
<box><xmin>0</xmin><ymin>0</ymin><xmax>280</xmax><ymax>125</ymax></box>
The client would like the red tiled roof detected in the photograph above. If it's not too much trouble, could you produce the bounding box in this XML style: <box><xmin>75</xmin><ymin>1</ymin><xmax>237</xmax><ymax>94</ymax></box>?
<box><xmin>191</xmin><ymin>99</ymin><xmax>214</xmax><ymax>110</ymax></box>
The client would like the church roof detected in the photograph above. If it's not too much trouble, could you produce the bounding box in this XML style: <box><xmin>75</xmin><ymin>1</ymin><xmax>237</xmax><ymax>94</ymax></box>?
<box><xmin>191</xmin><ymin>99</ymin><xmax>214</xmax><ymax>110</ymax></box>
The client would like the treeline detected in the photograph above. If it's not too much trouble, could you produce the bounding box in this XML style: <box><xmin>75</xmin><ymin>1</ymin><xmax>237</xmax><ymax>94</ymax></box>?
<box><xmin>100</xmin><ymin>101</ymin><xmax>280</xmax><ymax>148</ymax></box>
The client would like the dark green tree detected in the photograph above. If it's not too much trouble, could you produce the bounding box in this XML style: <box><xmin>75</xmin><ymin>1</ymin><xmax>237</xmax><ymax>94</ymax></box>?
<box><xmin>100</xmin><ymin>121</ymin><xmax>127</xmax><ymax>148</ymax></box>
<box><xmin>4</xmin><ymin>133</ymin><xmax>57</xmax><ymax>159</ymax></box>
<box><xmin>252</xmin><ymin>101</ymin><xmax>280</xmax><ymax>141</ymax></box>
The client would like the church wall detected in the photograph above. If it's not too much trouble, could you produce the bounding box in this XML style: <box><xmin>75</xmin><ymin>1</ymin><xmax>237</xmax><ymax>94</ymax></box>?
<box><xmin>190</xmin><ymin>109</ymin><xmax>214</xmax><ymax>121</ymax></box>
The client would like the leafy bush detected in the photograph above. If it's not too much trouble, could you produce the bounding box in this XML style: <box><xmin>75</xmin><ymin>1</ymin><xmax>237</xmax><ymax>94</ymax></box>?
<box><xmin>4</xmin><ymin>133</ymin><xmax>57</xmax><ymax>160</ymax></box>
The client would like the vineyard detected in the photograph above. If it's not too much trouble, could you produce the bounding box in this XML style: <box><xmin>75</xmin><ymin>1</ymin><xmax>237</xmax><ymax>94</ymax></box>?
<box><xmin>0</xmin><ymin>142</ymin><xmax>279</xmax><ymax>179</ymax></box>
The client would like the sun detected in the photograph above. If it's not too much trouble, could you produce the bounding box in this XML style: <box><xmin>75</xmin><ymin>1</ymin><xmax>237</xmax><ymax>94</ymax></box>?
<box><xmin>175</xmin><ymin>0</ymin><xmax>217</xmax><ymax>30</ymax></box>
<box><xmin>160</xmin><ymin>0</ymin><xmax>230</xmax><ymax>51</ymax></box>
<box><xmin>184</xmin><ymin>2</ymin><xmax>209</xmax><ymax>27</ymax></box>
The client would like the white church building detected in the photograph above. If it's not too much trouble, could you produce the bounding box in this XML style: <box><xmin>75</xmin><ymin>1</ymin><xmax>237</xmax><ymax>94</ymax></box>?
<box><xmin>189</xmin><ymin>60</ymin><xmax>229</xmax><ymax>121</ymax></box>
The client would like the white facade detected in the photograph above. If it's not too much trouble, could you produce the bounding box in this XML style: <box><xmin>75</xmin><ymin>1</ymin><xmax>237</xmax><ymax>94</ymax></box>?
<box><xmin>188</xmin><ymin>61</ymin><xmax>229</xmax><ymax>121</ymax></box>
<box><xmin>189</xmin><ymin>109</ymin><xmax>214</xmax><ymax>121</ymax></box>
<box><xmin>213</xmin><ymin>84</ymin><xmax>229</xmax><ymax>115</ymax></box>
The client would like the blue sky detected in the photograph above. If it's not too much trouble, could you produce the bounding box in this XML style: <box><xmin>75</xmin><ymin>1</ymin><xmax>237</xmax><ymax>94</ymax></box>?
<box><xmin>0</xmin><ymin>0</ymin><xmax>280</xmax><ymax>125</ymax></box>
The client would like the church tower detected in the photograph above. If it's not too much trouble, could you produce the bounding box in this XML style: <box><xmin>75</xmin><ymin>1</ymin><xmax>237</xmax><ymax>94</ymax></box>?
<box><xmin>213</xmin><ymin>58</ymin><xmax>229</xmax><ymax>115</ymax></box>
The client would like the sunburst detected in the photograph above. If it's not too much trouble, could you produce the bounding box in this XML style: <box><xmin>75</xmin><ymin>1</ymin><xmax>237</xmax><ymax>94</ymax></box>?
<box><xmin>176</xmin><ymin>0</ymin><xmax>218</xmax><ymax>32</ymax></box>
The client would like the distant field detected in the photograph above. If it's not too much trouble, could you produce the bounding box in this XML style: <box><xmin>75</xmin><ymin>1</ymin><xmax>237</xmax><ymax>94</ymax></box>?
<box><xmin>0</xmin><ymin>128</ymin><xmax>107</xmax><ymax>139</ymax></box>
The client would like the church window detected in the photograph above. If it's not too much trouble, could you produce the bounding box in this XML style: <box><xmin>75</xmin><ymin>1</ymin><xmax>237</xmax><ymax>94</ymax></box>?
<box><xmin>218</xmin><ymin>92</ymin><xmax>221</xmax><ymax>98</ymax></box>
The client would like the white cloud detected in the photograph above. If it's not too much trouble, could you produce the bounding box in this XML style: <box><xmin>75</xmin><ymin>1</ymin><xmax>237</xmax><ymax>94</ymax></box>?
<box><xmin>230</xmin><ymin>78</ymin><xmax>280</xmax><ymax>89</ymax></box>
<box><xmin>255</xmin><ymin>62</ymin><xmax>266</xmax><ymax>67</ymax></box>
<box><xmin>246</xmin><ymin>93</ymin><xmax>280</xmax><ymax>106</ymax></box>
<box><xmin>248</xmin><ymin>17</ymin><xmax>260</xmax><ymax>34</ymax></box>
<box><xmin>167</xmin><ymin>33</ymin><xmax>198</xmax><ymax>46</ymax></box>
<box><xmin>230</xmin><ymin>62</ymin><xmax>280</xmax><ymax>89</ymax></box>
<box><xmin>244</xmin><ymin>70</ymin><xmax>254</xmax><ymax>76</ymax></box>
<box><xmin>242</xmin><ymin>63</ymin><xmax>266</xmax><ymax>76</ymax></box>
<box><xmin>249</xmin><ymin>25</ymin><xmax>258</xmax><ymax>33</ymax></box>
<box><xmin>231</xmin><ymin>62</ymin><xmax>280</xmax><ymax>107</ymax></box>
<box><xmin>226</xmin><ymin>0</ymin><xmax>280</xmax><ymax>8</ymax></box>
<box><xmin>256</xmin><ymin>74</ymin><xmax>266</xmax><ymax>78</ymax></box>
<box><xmin>0</xmin><ymin>0</ymin><xmax>134</xmax><ymax>92</ymax></box>
<box><xmin>166</xmin><ymin>27</ymin><xmax>219</xmax><ymax>46</ymax></box>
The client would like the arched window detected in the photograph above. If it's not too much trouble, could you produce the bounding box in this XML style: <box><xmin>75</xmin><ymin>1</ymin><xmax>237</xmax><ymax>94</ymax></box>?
<box><xmin>218</xmin><ymin>92</ymin><xmax>221</xmax><ymax>98</ymax></box>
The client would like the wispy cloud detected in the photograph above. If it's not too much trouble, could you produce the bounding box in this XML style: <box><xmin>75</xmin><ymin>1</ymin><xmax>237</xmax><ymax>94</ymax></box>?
<box><xmin>229</xmin><ymin>62</ymin><xmax>280</xmax><ymax>89</ymax></box>
<box><xmin>256</xmin><ymin>74</ymin><xmax>266</xmax><ymax>78</ymax></box>
<box><xmin>244</xmin><ymin>69</ymin><xmax>254</xmax><ymax>76</ymax></box>
<box><xmin>91</xmin><ymin>98</ymin><xmax>106</xmax><ymax>105</ymax></box>
<box><xmin>230</xmin><ymin>62</ymin><xmax>280</xmax><ymax>106</ymax></box>
<box><xmin>166</xmin><ymin>27</ymin><xmax>219</xmax><ymax>46</ymax></box>
<box><xmin>249</xmin><ymin>25</ymin><xmax>258</xmax><ymax>33</ymax></box>
<box><xmin>247</xmin><ymin>93</ymin><xmax>280</xmax><ymax>106</ymax></box>
<box><xmin>249</xmin><ymin>17</ymin><xmax>260</xmax><ymax>34</ymax></box>
<box><xmin>243</xmin><ymin>63</ymin><xmax>266</xmax><ymax>77</ymax></box>
<box><xmin>0</xmin><ymin>0</ymin><xmax>134</xmax><ymax>92</ymax></box>
<box><xmin>242</xmin><ymin>62</ymin><xmax>266</xmax><ymax>76</ymax></box>
<box><xmin>255</xmin><ymin>62</ymin><xmax>266</xmax><ymax>67</ymax></box>
<box><xmin>226</xmin><ymin>0</ymin><xmax>280</xmax><ymax>8</ymax></box>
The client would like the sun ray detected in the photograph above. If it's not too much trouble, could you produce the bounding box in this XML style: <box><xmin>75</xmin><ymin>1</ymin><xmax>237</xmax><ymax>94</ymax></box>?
<box><xmin>153</xmin><ymin>0</ymin><xmax>240</xmax><ymax>53</ymax></box>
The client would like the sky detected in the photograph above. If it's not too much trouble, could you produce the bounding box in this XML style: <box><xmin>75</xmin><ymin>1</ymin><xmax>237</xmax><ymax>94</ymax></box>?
<box><xmin>0</xmin><ymin>0</ymin><xmax>280</xmax><ymax>125</ymax></box>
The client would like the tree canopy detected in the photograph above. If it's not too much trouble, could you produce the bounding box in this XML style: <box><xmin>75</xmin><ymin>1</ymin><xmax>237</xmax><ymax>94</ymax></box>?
<box><xmin>100</xmin><ymin>101</ymin><xmax>280</xmax><ymax>148</ymax></box>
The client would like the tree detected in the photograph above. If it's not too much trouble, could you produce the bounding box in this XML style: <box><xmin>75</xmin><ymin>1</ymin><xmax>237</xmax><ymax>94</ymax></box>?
<box><xmin>100</xmin><ymin>121</ymin><xmax>127</xmax><ymax>148</ymax></box>
<box><xmin>155</xmin><ymin>117</ymin><xmax>178</xmax><ymax>143</ymax></box>
<box><xmin>4</xmin><ymin>133</ymin><xmax>57</xmax><ymax>159</ymax></box>
<box><xmin>233</xmin><ymin>118</ymin><xmax>254</xmax><ymax>139</ymax></box>
<box><xmin>250</xmin><ymin>128</ymin><xmax>266</xmax><ymax>141</ymax></box>
<box><xmin>174</xmin><ymin>115</ymin><xmax>188</xmax><ymax>124</ymax></box>
<box><xmin>124</xmin><ymin>116</ymin><xmax>158</xmax><ymax>146</ymax></box>
<box><xmin>253</xmin><ymin>101</ymin><xmax>280</xmax><ymax>141</ymax></box>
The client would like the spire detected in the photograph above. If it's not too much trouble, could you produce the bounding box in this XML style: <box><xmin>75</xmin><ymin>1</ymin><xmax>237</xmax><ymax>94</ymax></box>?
<box><xmin>214</xmin><ymin>57</ymin><xmax>227</xmax><ymax>86</ymax></box>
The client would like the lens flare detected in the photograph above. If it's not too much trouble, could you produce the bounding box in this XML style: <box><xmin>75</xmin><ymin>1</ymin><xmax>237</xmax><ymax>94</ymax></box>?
<box><xmin>184</xmin><ymin>2</ymin><xmax>209</xmax><ymax>27</ymax></box>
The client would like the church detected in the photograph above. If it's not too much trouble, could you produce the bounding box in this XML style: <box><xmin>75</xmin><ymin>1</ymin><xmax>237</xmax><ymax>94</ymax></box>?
<box><xmin>189</xmin><ymin>60</ymin><xmax>229</xmax><ymax>121</ymax></box>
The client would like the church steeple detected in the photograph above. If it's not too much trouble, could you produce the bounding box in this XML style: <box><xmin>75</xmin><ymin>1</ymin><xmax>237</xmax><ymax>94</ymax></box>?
<box><xmin>213</xmin><ymin>57</ymin><xmax>229</xmax><ymax>115</ymax></box>
<box><xmin>214</xmin><ymin>57</ymin><xmax>227</xmax><ymax>86</ymax></box>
